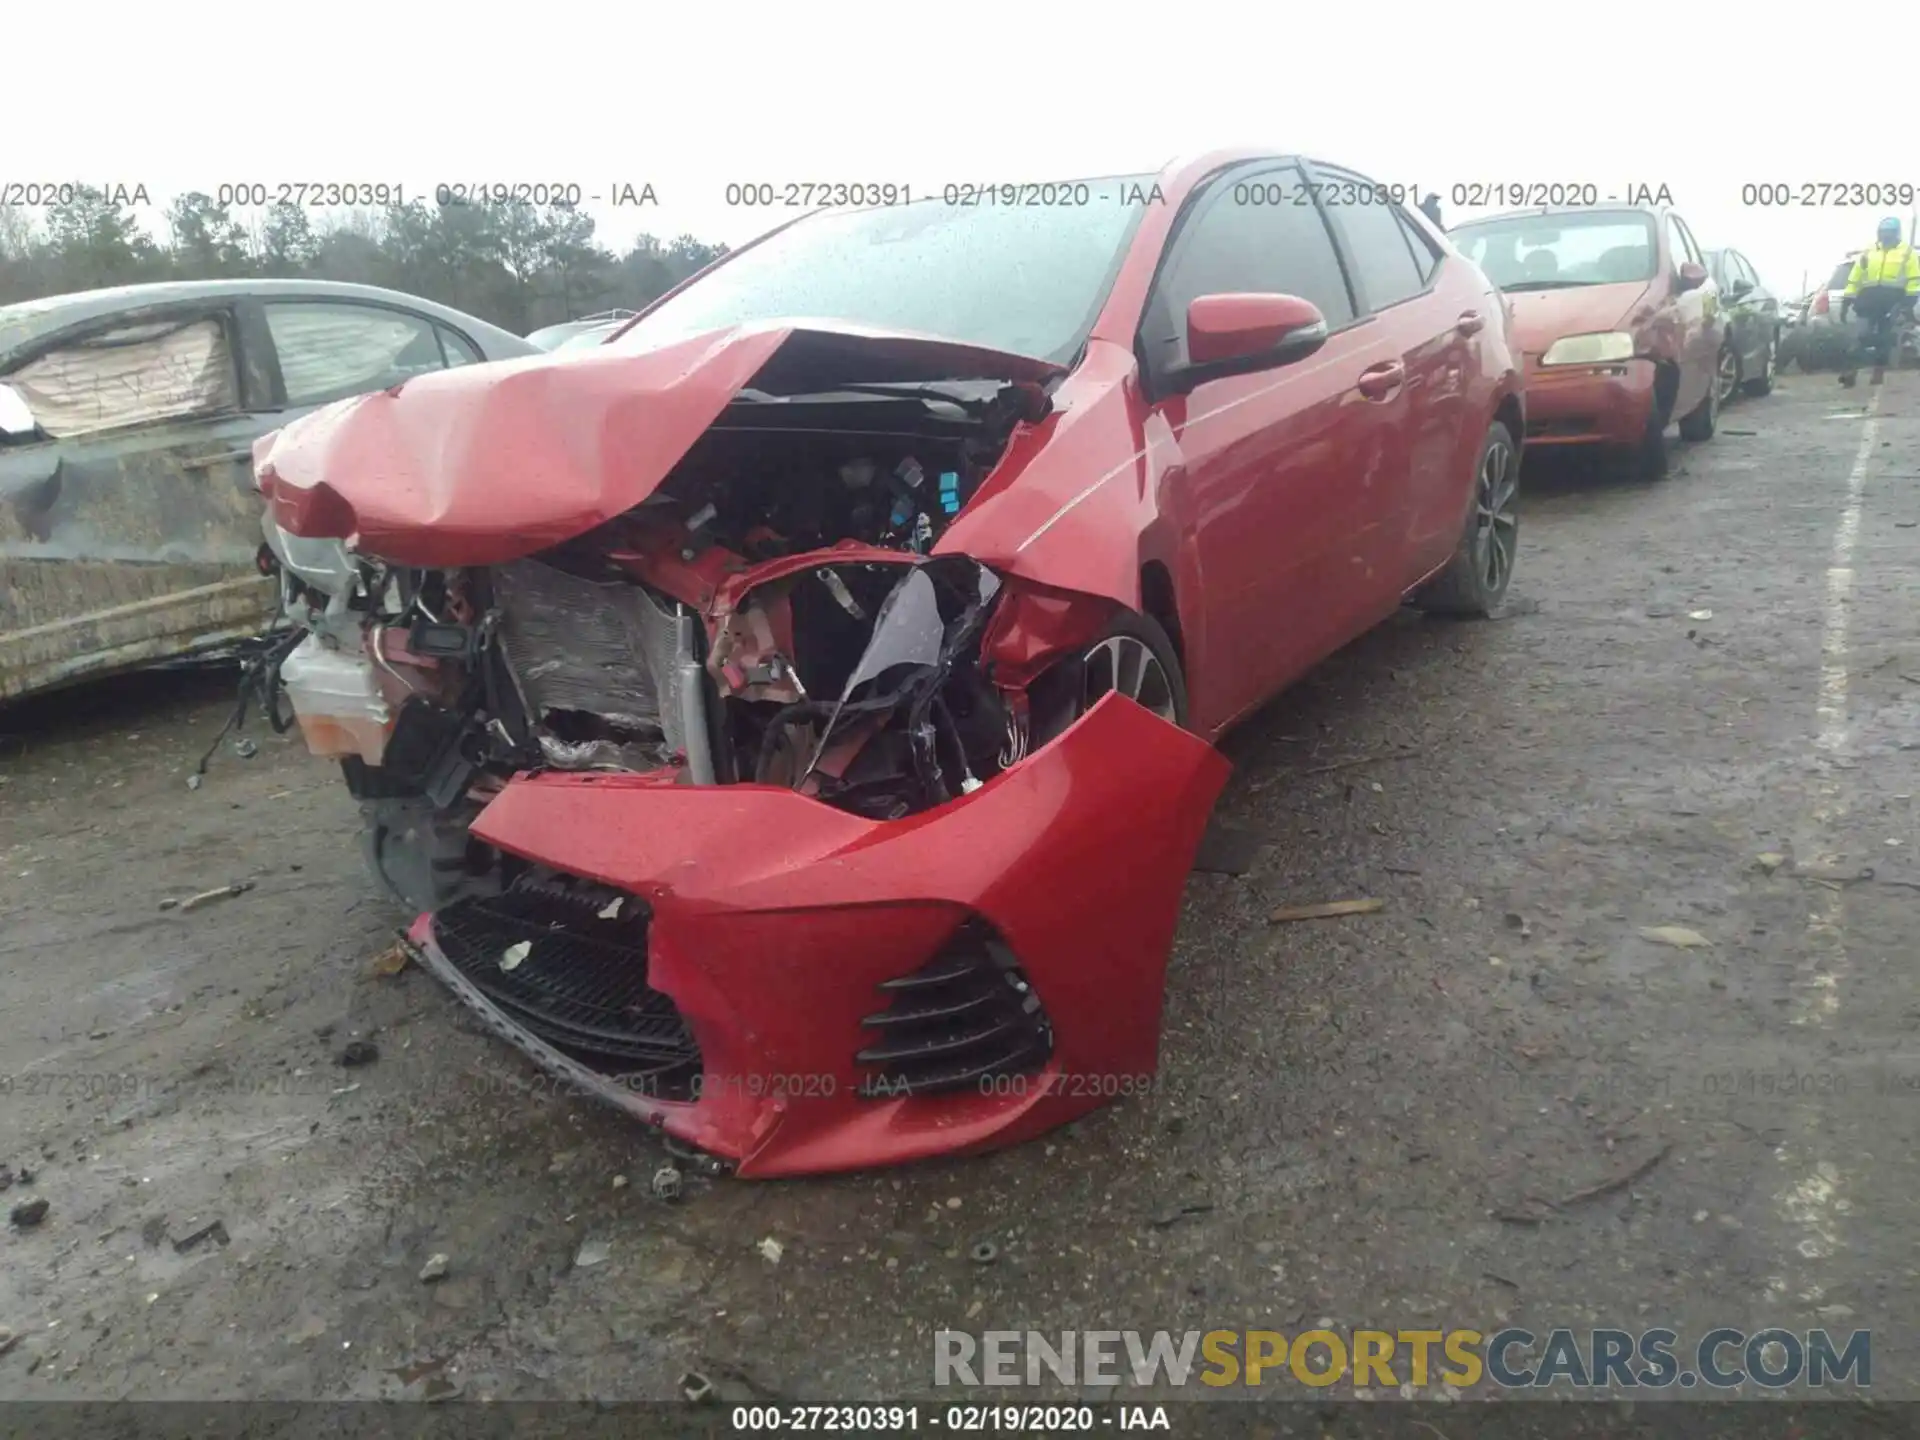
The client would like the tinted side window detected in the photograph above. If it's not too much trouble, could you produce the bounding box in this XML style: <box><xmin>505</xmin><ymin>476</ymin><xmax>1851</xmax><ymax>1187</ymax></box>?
<box><xmin>1141</xmin><ymin>164</ymin><xmax>1356</xmax><ymax>371</ymax></box>
<box><xmin>265</xmin><ymin>303</ymin><xmax>450</xmax><ymax>406</ymax></box>
<box><xmin>1315</xmin><ymin>173</ymin><xmax>1428</xmax><ymax>311</ymax></box>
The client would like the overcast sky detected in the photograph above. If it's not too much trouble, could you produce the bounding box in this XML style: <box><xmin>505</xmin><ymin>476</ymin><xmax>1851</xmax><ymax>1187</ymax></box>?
<box><xmin>11</xmin><ymin>2</ymin><xmax>1892</xmax><ymax>300</ymax></box>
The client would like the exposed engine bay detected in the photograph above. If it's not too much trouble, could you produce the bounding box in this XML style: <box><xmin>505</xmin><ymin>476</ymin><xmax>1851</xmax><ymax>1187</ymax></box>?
<box><xmin>263</xmin><ymin>379</ymin><xmax>1093</xmax><ymax>862</ymax></box>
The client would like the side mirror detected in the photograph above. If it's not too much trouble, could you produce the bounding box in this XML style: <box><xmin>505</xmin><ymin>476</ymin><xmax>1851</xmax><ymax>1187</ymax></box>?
<box><xmin>0</xmin><ymin>383</ymin><xmax>37</xmax><ymax>440</ymax></box>
<box><xmin>1165</xmin><ymin>293</ymin><xmax>1328</xmax><ymax>395</ymax></box>
<box><xmin>1676</xmin><ymin>262</ymin><xmax>1709</xmax><ymax>294</ymax></box>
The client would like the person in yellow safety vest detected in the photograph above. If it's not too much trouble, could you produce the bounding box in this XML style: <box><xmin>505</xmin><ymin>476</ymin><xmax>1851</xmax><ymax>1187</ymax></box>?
<box><xmin>1838</xmin><ymin>216</ymin><xmax>1920</xmax><ymax>386</ymax></box>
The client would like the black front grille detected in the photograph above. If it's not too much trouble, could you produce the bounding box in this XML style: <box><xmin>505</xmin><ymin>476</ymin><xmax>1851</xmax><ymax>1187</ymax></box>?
<box><xmin>434</xmin><ymin>873</ymin><xmax>700</xmax><ymax>1097</ymax></box>
<box><xmin>855</xmin><ymin>922</ymin><xmax>1052</xmax><ymax>1099</ymax></box>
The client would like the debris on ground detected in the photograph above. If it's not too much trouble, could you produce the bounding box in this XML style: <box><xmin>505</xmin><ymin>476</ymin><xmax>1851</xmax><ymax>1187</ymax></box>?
<box><xmin>0</xmin><ymin>1326</ymin><xmax>17</xmax><ymax>1359</ymax></box>
<box><xmin>366</xmin><ymin>942</ymin><xmax>410</xmax><ymax>978</ymax></box>
<box><xmin>681</xmin><ymin>1371</ymin><xmax>715</xmax><ymax>1404</ymax></box>
<box><xmin>652</xmin><ymin>1165</ymin><xmax>683</xmax><ymax>1202</ymax></box>
<box><xmin>185</xmin><ymin>774</ymin><xmax>202</xmax><ymax>792</ymax></box>
<box><xmin>9</xmin><ymin>1198</ymin><xmax>49</xmax><ymax>1228</ymax></box>
<box><xmin>1638</xmin><ymin>925</ymin><xmax>1712</xmax><ymax>949</ymax></box>
<box><xmin>177</xmin><ymin>882</ymin><xmax>255</xmax><ymax>914</ymax></box>
<box><xmin>140</xmin><ymin>1217</ymin><xmax>168</xmax><ymax>1247</ymax></box>
<box><xmin>172</xmin><ymin>1219</ymin><xmax>229</xmax><ymax>1253</ymax></box>
<box><xmin>611</xmin><ymin>1174</ymin><xmax>628</xmax><ymax>1191</ymax></box>
<box><xmin>1756</xmin><ymin>852</ymin><xmax>1788</xmax><ymax>874</ymax></box>
<box><xmin>1495</xmin><ymin>1142</ymin><xmax>1673</xmax><ymax>1224</ymax></box>
<box><xmin>757</xmin><ymin>1237</ymin><xmax>784</xmax><ymax>1265</ymax></box>
<box><xmin>968</xmin><ymin>1240</ymin><xmax>999</xmax><ymax>1265</ymax></box>
<box><xmin>575</xmin><ymin>1238</ymin><xmax>611</xmax><ymax>1269</ymax></box>
<box><xmin>232</xmin><ymin>738</ymin><xmax>259</xmax><ymax>760</ymax></box>
<box><xmin>1149</xmin><ymin>1202</ymin><xmax>1215</xmax><ymax>1229</ymax></box>
<box><xmin>1688</xmin><ymin>609</ymin><xmax>1714</xmax><ymax>621</ymax></box>
<box><xmin>336</xmin><ymin>1040</ymin><xmax>379</xmax><ymax>1068</ymax></box>
<box><xmin>1270</xmin><ymin>898</ymin><xmax>1385</xmax><ymax>923</ymax></box>
<box><xmin>418</xmin><ymin>1253</ymin><xmax>450</xmax><ymax>1283</ymax></box>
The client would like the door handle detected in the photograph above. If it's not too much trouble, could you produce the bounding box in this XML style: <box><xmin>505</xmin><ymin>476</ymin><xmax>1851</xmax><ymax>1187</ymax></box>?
<box><xmin>1356</xmin><ymin>361</ymin><xmax>1405</xmax><ymax>400</ymax></box>
<box><xmin>1456</xmin><ymin>311</ymin><xmax>1485</xmax><ymax>336</ymax></box>
<box><xmin>181</xmin><ymin>449</ymin><xmax>253</xmax><ymax>471</ymax></box>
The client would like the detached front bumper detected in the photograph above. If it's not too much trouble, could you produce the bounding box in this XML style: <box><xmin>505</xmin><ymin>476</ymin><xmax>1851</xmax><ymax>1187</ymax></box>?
<box><xmin>407</xmin><ymin>692</ymin><xmax>1229</xmax><ymax>1177</ymax></box>
<box><xmin>1521</xmin><ymin>356</ymin><xmax>1657</xmax><ymax>448</ymax></box>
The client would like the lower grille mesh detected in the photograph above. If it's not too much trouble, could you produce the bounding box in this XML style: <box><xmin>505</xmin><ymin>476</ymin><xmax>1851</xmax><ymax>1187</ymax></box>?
<box><xmin>855</xmin><ymin>922</ymin><xmax>1053</xmax><ymax>1098</ymax></box>
<box><xmin>434</xmin><ymin>875</ymin><xmax>700</xmax><ymax>1096</ymax></box>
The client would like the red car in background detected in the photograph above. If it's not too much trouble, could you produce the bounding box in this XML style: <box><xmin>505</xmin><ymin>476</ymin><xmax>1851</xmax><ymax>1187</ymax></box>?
<box><xmin>1448</xmin><ymin>204</ymin><xmax>1724</xmax><ymax>477</ymax></box>
<box><xmin>252</xmin><ymin>150</ymin><xmax>1524</xmax><ymax>1176</ymax></box>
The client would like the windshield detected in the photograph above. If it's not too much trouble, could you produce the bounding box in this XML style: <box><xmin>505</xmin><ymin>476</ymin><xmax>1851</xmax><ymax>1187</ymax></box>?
<box><xmin>1449</xmin><ymin>211</ymin><xmax>1659</xmax><ymax>291</ymax></box>
<box><xmin>613</xmin><ymin>180</ymin><xmax>1154</xmax><ymax>366</ymax></box>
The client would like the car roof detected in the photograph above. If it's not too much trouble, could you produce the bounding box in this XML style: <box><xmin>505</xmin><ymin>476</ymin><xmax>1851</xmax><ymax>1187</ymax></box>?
<box><xmin>0</xmin><ymin>278</ymin><xmax>534</xmax><ymax>358</ymax></box>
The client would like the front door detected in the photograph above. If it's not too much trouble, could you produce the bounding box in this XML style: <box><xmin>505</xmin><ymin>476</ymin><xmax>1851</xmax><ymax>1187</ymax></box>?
<box><xmin>1136</xmin><ymin>162</ymin><xmax>1411</xmax><ymax>730</ymax></box>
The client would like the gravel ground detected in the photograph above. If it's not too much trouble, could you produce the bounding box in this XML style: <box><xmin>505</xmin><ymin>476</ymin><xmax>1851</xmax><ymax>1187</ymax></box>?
<box><xmin>1</xmin><ymin>369</ymin><xmax>1916</xmax><ymax>1409</ymax></box>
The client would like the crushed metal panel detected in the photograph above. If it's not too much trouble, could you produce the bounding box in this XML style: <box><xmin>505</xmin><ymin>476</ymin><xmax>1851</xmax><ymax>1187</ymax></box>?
<box><xmin>491</xmin><ymin>558</ymin><xmax>686</xmax><ymax>763</ymax></box>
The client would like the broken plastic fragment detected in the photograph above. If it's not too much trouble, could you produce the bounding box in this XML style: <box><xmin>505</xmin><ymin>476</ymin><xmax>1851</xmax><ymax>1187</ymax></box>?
<box><xmin>597</xmin><ymin>897</ymin><xmax>623</xmax><ymax>920</ymax></box>
<box><xmin>757</xmin><ymin>1236</ymin><xmax>784</xmax><ymax>1264</ymax></box>
<box><xmin>500</xmin><ymin>941</ymin><xmax>531</xmax><ymax>971</ymax></box>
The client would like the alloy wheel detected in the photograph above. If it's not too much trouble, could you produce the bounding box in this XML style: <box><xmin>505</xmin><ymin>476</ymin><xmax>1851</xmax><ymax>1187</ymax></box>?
<box><xmin>1082</xmin><ymin>635</ymin><xmax>1177</xmax><ymax>721</ymax></box>
<box><xmin>1474</xmin><ymin>434</ymin><xmax>1518</xmax><ymax>593</ymax></box>
<box><xmin>1716</xmin><ymin>347</ymin><xmax>1740</xmax><ymax>405</ymax></box>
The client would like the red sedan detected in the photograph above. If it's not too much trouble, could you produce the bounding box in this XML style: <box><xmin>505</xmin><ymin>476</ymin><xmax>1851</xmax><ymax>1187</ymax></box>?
<box><xmin>253</xmin><ymin>151</ymin><xmax>1524</xmax><ymax>1176</ymax></box>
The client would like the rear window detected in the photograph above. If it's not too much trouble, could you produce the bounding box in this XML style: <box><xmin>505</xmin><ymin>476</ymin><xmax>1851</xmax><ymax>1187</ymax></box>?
<box><xmin>1449</xmin><ymin>210</ymin><xmax>1658</xmax><ymax>290</ymax></box>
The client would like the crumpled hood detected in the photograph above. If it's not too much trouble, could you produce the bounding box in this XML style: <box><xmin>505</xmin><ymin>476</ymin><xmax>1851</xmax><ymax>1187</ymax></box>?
<box><xmin>254</xmin><ymin>321</ymin><xmax>1064</xmax><ymax>568</ymax></box>
<box><xmin>1503</xmin><ymin>281</ymin><xmax>1653</xmax><ymax>356</ymax></box>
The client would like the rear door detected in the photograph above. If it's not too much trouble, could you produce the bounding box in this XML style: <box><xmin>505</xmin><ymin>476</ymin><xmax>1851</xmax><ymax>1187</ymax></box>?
<box><xmin>1310</xmin><ymin>164</ymin><xmax>1474</xmax><ymax>579</ymax></box>
<box><xmin>1135</xmin><ymin>160</ymin><xmax>1406</xmax><ymax>727</ymax></box>
<box><xmin>0</xmin><ymin>303</ymin><xmax>281</xmax><ymax>699</ymax></box>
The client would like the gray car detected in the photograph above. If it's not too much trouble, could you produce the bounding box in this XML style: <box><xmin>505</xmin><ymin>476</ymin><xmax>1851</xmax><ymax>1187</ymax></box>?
<box><xmin>0</xmin><ymin>278</ymin><xmax>536</xmax><ymax>703</ymax></box>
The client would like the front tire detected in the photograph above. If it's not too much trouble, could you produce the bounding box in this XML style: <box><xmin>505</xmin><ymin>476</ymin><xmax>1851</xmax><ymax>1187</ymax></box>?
<box><xmin>1743</xmin><ymin>332</ymin><xmax>1776</xmax><ymax>395</ymax></box>
<box><xmin>1025</xmin><ymin>610</ymin><xmax>1189</xmax><ymax>749</ymax></box>
<box><xmin>1678</xmin><ymin>368</ymin><xmax>1718</xmax><ymax>442</ymax></box>
<box><xmin>1415</xmin><ymin>419</ymin><xmax>1518</xmax><ymax>618</ymax></box>
<box><xmin>1715</xmin><ymin>344</ymin><xmax>1741</xmax><ymax>407</ymax></box>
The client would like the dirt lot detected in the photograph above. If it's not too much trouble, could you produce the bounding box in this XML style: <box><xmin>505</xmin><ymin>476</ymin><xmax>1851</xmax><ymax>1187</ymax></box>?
<box><xmin>2</xmin><ymin>370</ymin><xmax>1917</xmax><ymax>1408</ymax></box>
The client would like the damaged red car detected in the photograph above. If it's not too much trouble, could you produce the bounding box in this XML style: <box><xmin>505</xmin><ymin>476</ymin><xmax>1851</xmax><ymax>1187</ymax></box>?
<box><xmin>252</xmin><ymin>151</ymin><xmax>1524</xmax><ymax>1176</ymax></box>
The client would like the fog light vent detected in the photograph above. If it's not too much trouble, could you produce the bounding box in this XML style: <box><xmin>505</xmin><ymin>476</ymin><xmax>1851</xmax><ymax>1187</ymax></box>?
<box><xmin>854</xmin><ymin>921</ymin><xmax>1053</xmax><ymax>1098</ymax></box>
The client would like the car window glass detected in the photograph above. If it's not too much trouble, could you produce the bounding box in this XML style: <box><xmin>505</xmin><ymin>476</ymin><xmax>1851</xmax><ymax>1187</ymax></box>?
<box><xmin>4</xmin><ymin>315</ymin><xmax>240</xmax><ymax>439</ymax></box>
<box><xmin>1314</xmin><ymin>173</ymin><xmax>1428</xmax><ymax>310</ymax></box>
<box><xmin>438</xmin><ymin>326</ymin><xmax>483</xmax><ymax>367</ymax></box>
<box><xmin>1668</xmin><ymin>216</ymin><xmax>1701</xmax><ymax>268</ymax></box>
<box><xmin>1450</xmin><ymin>211</ymin><xmax>1656</xmax><ymax>288</ymax></box>
<box><xmin>1395</xmin><ymin>209</ymin><xmax>1441</xmax><ymax>283</ymax></box>
<box><xmin>1141</xmin><ymin>165</ymin><xmax>1355</xmax><ymax>371</ymax></box>
<box><xmin>265</xmin><ymin>303</ymin><xmax>450</xmax><ymax>406</ymax></box>
<box><xmin>1738</xmin><ymin>255</ymin><xmax>1761</xmax><ymax>290</ymax></box>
